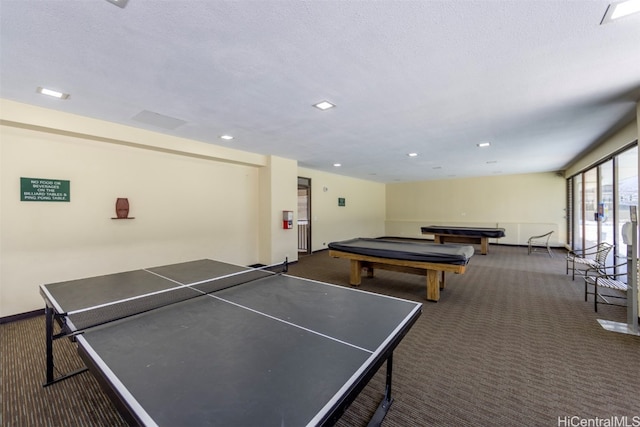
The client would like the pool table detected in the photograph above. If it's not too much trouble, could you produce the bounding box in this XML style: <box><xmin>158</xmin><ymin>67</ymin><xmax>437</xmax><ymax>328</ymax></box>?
<box><xmin>328</xmin><ymin>238</ymin><xmax>474</xmax><ymax>302</ymax></box>
<box><xmin>420</xmin><ymin>225</ymin><xmax>505</xmax><ymax>255</ymax></box>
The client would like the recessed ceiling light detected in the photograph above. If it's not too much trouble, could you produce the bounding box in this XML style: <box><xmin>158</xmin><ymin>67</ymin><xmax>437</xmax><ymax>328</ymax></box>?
<box><xmin>313</xmin><ymin>101</ymin><xmax>336</xmax><ymax>110</ymax></box>
<box><xmin>333</xmin><ymin>163</ymin><xmax>341</xmax><ymax>167</ymax></box>
<box><xmin>477</xmin><ymin>142</ymin><xmax>491</xmax><ymax>148</ymax></box>
<box><xmin>36</xmin><ymin>87</ymin><xmax>69</xmax><ymax>99</ymax></box>
<box><xmin>220</xmin><ymin>135</ymin><xmax>234</xmax><ymax>140</ymax></box>
<box><xmin>601</xmin><ymin>0</ymin><xmax>640</xmax><ymax>23</ymax></box>
<box><xmin>407</xmin><ymin>152</ymin><xmax>418</xmax><ymax>157</ymax></box>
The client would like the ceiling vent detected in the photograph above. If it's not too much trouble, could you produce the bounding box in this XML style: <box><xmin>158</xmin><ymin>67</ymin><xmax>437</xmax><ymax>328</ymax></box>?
<box><xmin>132</xmin><ymin>110</ymin><xmax>187</xmax><ymax>130</ymax></box>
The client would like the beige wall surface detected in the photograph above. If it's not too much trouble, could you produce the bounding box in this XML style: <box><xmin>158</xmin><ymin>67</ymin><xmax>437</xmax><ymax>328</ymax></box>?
<box><xmin>297</xmin><ymin>168</ymin><xmax>385</xmax><ymax>252</ymax></box>
<box><xmin>0</xmin><ymin>124</ymin><xmax>263</xmax><ymax>317</ymax></box>
<box><xmin>565</xmin><ymin>119</ymin><xmax>638</xmax><ymax>178</ymax></box>
<box><xmin>1</xmin><ymin>100</ymin><xmax>266</xmax><ymax>167</ymax></box>
<box><xmin>3</xmin><ymin>98</ymin><xmax>638</xmax><ymax>317</ymax></box>
<box><xmin>385</xmin><ymin>172</ymin><xmax>567</xmax><ymax>246</ymax></box>
<box><xmin>259</xmin><ymin>155</ymin><xmax>298</xmax><ymax>265</ymax></box>
<box><xmin>0</xmin><ymin>101</ymin><xmax>370</xmax><ymax>318</ymax></box>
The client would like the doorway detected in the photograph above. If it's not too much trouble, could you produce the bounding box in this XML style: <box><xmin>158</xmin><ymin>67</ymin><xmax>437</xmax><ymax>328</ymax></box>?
<box><xmin>298</xmin><ymin>177</ymin><xmax>311</xmax><ymax>255</ymax></box>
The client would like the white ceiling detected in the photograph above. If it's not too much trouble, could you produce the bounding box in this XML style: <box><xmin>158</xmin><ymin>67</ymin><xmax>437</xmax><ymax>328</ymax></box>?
<box><xmin>1</xmin><ymin>0</ymin><xmax>639</xmax><ymax>183</ymax></box>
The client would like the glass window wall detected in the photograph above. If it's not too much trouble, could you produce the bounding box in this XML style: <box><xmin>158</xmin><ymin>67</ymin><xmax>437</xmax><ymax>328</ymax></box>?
<box><xmin>568</xmin><ymin>144</ymin><xmax>637</xmax><ymax>264</ymax></box>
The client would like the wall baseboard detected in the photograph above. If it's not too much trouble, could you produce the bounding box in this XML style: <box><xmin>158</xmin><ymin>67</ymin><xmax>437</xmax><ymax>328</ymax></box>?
<box><xmin>0</xmin><ymin>309</ymin><xmax>44</xmax><ymax>325</ymax></box>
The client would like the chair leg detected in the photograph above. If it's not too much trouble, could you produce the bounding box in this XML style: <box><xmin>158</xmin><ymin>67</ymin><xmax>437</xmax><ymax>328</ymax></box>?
<box><xmin>585</xmin><ymin>279</ymin><xmax>588</xmax><ymax>302</ymax></box>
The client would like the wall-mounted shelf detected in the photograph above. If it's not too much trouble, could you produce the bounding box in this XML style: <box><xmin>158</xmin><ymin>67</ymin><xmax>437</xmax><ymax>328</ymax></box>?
<box><xmin>111</xmin><ymin>217</ymin><xmax>135</xmax><ymax>220</ymax></box>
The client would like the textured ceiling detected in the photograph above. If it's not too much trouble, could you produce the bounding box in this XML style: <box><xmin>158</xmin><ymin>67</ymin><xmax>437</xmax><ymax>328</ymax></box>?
<box><xmin>1</xmin><ymin>0</ymin><xmax>639</xmax><ymax>183</ymax></box>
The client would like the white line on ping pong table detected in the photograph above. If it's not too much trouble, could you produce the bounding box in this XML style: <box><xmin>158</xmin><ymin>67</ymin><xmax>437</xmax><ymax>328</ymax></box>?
<box><xmin>63</xmin><ymin>265</ymin><xmax>372</xmax><ymax>354</ymax></box>
<box><xmin>65</xmin><ymin>268</ymin><xmax>272</xmax><ymax>316</ymax></box>
<box><xmin>205</xmin><ymin>292</ymin><xmax>374</xmax><ymax>355</ymax></box>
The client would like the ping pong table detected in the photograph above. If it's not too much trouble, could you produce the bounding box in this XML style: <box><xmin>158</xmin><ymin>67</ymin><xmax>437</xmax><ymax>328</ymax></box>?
<box><xmin>40</xmin><ymin>259</ymin><xmax>422</xmax><ymax>426</ymax></box>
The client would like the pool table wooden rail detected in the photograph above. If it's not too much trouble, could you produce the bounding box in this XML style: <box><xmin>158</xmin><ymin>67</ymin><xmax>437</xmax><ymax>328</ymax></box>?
<box><xmin>433</xmin><ymin>233</ymin><xmax>491</xmax><ymax>255</ymax></box>
<box><xmin>328</xmin><ymin>249</ymin><xmax>467</xmax><ymax>302</ymax></box>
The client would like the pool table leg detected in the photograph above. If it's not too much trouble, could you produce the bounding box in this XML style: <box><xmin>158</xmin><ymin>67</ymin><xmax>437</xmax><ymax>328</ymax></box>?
<box><xmin>365</xmin><ymin>265</ymin><xmax>375</xmax><ymax>278</ymax></box>
<box><xmin>426</xmin><ymin>270</ymin><xmax>441</xmax><ymax>301</ymax></box>
<box><xmin>480</xmin><ymin>237</ymin><xmax>488</xmax><ymax>255</ymax></box>
<box><xmin>350</xmin><ymin>260</ymin><xmax>362</xmax><ymax>285</ymax></box>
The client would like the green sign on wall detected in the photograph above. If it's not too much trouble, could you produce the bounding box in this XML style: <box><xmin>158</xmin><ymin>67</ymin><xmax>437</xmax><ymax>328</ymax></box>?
<box><xmin>20</xmin><ymin>177</ymin><xmax>70</xmax><ymax>202</ymax></box>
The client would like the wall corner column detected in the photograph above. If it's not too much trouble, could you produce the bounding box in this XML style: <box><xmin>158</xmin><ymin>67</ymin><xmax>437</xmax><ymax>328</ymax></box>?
<box><xmin>258</xmin><ymin>155</ymin><xmax>298</xmax><ymax>265</ymax></box>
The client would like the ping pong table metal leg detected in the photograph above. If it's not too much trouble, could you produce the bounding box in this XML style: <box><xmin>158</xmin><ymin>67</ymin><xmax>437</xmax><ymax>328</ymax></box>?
<box><xmin>45</xmin><ymin>305</ymin><xmax>55</xmax><ymax>385</ymax></box>
<box><xmin>367</xmin><ymin>353</ymin><xmax>394</xmax><ymax>427</ymax></box>
<box><xmin>43</xmin><ymin>305</ymin><xmax>88</xmax><ymax>387</ymax></box>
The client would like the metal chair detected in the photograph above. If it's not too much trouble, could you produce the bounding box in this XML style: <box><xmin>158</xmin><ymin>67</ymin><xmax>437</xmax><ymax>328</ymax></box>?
<box><xmin>583</xmin><ymin>262</ymin><xmax>630</xmax><ymax>312</ymax></box>
<box><xmin>527</xmin><ymin>231</ymin><xmax>554</xmax><ymax>257</ymax></box>
<box><xmin>566</xmin><ymin>242</ymin><xmax>613</xmax><ymax>280</ymax></box>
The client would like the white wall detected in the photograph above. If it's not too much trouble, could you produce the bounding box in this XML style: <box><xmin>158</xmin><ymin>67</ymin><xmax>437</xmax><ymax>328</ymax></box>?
<box><xmin>385</xmin><ymin>172</ymin><xmax>567</xmax><ymax>246</ymax></box>
<box><xmin>0</xmin><ymin>100</ymin><xmax>380</xmax><ymax>317</ymax></box>
<box><xmin>259</xmin><ymin>155</ymin><xmax>298</xmax><ymax>265</ymax></box>
<box><xmin>0</xmin><ymin>101</ymin><xmax>276</xmax><ymax>317</ymax></box>
<box><xmin>297</xmin><ymin>168</ymin><xmax>386</xmax><ymax>252</ymax></box>
<box><xmin>3</xmin><ymin>97</ymin><xmax>637</xmax><ymax>317</ymax></box>
<box><xmin>0</xmin><ymin>125</ymin><xmax>263</xmax><ymax>316</ymax></box>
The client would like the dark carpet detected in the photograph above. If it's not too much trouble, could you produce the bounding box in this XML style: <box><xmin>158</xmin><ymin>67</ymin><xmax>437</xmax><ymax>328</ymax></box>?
<box><xmin>2</xmin><ymin>245</ymin><xmax>638</xmax><ymax>426</ymax></box>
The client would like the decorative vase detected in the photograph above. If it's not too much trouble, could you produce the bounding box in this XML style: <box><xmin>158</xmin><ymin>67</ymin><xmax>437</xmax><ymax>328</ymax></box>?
<box><xmin>115</xmin><ymin>198</ymin><xmax>129</xmax><ymax>219</ymax></box>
